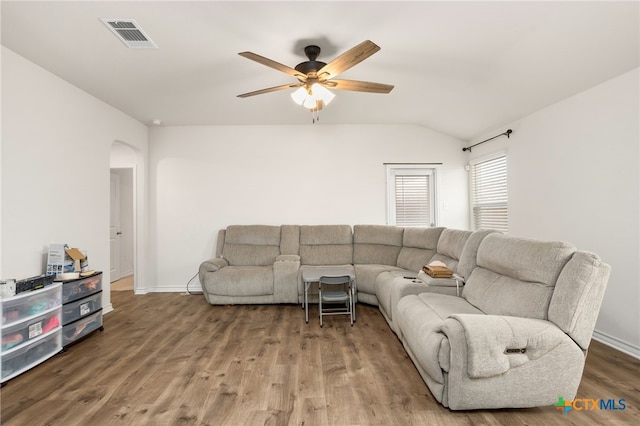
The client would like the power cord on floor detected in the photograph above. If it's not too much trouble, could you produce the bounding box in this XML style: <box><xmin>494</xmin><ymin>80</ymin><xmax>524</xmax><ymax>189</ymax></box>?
<box><xmin>185</xmin><ymin>271</ymin><xmax>202</xmax><ymax>295</ymax></box>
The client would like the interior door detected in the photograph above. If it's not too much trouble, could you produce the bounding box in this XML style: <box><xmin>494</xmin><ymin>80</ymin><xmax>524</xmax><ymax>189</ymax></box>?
<box><xmin>110</xmin><ymin>173</ymin><xmax>121</xmax><ymax>282</ymax></box>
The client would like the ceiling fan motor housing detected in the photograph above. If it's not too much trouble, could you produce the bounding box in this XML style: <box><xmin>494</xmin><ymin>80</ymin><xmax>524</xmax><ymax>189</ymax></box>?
<box><xmin>295</xmin><ymin>45</ymin><xmax>326</xmax><ymax>77</ymax></box>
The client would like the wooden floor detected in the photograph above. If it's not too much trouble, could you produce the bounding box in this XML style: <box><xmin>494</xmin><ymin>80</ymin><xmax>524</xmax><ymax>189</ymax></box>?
<box><xmin>110</xmin><ymin>275</ymin><xmax>134</xmax><ymax>292</ymax></box>
<box><xmin>1</xmin><ymin>291</ymin><xmax>638</xmax><ymax>425</ymax></box>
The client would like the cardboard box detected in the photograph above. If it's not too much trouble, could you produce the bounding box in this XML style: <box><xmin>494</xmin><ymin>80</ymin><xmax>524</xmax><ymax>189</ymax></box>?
<box><xmin>46</xmin><ymin>244</ymin><xmax>72</xmax><ymax>276</ymax></box>
<box><xmin>47</xmin><ymin>244</ymin><xmax>89</xmax><ymax>276</ymax></box>
<box><xmin>65</xmin><ymin>247</ymin><xmax>85</xmax><ymax>262</ymax></box>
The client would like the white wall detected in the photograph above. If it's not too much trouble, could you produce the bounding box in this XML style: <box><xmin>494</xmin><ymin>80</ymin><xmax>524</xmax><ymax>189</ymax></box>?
<box><xmin>148</xmin><ymin>124</ymin><xmax>469</xmax><ymax>291</ymax></box>
<box><xmin>467</xmin><ymin>68</ymin><xmax>640</xmax><ymax>357</ymax></box>
<box><xmin>1</xmin><ymin>47</ymin><xmax>148</xmax><ymax>312</ymax></box>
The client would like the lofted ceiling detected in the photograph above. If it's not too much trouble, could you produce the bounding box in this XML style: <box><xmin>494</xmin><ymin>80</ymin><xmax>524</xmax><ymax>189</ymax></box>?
<box><xmin>1</xmin><ymin>1</ymin><xmax>638</xmax><ymax>141</ymax></box>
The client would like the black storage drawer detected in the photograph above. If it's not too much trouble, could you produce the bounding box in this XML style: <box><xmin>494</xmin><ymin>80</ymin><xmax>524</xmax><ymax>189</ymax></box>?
<box><xmin>62</xmin><ymin>292</ymin><xmax>102</xmax><ymax>325</ymax></box>
<box><xmin>62</xmin><ymin>310</ymin><xmax>103</xmax><ymax>347</ymax></box>
<box><xmin>61</xmin><ymin>273</ymin><xmax>102</xmax><ymax>304</ymax></box>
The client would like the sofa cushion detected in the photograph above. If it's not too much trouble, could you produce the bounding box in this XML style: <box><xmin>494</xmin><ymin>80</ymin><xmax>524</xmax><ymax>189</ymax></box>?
<box><xmin>223</xmin><ymin>225</ymin><xmax>281</xmax><ymax>266</ymax></box>
<box><xmin>429</xmin><ymin>229</ymin><xmax>472</xmax><ymax>275</ymax></box>
<box><xmin>463</xmin><ymin>233</ymin><xmax>576</xmax><ymax>319</ymax></box>
<box><xmin>280</xmin><ymin>225</ymin><xmax>300</xmax><ymax>255</ymax></box>
<box><xmin>353</xmin><ymin>225</ymin><xmax>404</xmax><ymax>265</ymax></box>
<box><xmin>456</xmin><ymin>229</ymin><xmax>498</xmax><ymax>280</ymax></box>
<box><xmin>396</xmin><ymin>227</ymin><xmax>444</xmax><ymax>272</ymax></box>
<box><xmin>215</xmin><ymin>229</ymin><xmax>226</xmax><ymax>258</ymax></box>
<box><xmin>299</xmin><ymin>225</ymin><xmax>353</xmax><ymax>265</ymax></box>
<box><xmin>437</xmin><ymin>229</ymin><xmax>472</xmax><ymax>261</ymax></box>
<box><xmin>355</xmin><ymin>264</ymin><xmax>404</xmax><ymax>296</ymax></box>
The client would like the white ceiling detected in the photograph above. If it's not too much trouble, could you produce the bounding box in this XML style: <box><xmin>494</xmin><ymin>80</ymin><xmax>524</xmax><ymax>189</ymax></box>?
<box><xmin>2</xmin><ymin>1</ymin><xmax>638</xmax><ymax>141</ymax></box>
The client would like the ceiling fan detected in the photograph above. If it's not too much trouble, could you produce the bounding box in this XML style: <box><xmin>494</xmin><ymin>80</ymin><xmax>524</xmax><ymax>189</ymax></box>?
<box><xmin>237</xmin><ymin>40</ymin><xmax>394</xmax><ymax>117</ymax></box>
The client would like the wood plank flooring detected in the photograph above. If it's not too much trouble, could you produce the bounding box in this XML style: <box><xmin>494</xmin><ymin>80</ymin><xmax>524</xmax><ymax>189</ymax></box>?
<box><xmin>1</xmin><ymin>290</ymin><xmax>638</xmax><ymax>425</ymax></box>
<box><xmin>110</xmin><ymin>276</ymin><xmax>134</xmax><ymax>292</ymax></box>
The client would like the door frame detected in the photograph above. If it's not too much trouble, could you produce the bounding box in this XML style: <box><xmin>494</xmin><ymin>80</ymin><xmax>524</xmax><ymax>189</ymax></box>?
<box><xmin>110</xmin><ymin>172</ymin><xmax>121</xmax><ymax>282</ymax></box>
<box><xmin>109</xmin><ymin>163</ymin><xmax>137</xmax><ymax>292</ymax></box>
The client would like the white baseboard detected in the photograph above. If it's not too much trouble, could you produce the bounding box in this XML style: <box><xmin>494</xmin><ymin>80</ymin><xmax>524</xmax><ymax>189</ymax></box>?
<box><xmin>133</xmin><ymin>286</ymin><xmax>202</xmax><ymax>295</ymax></box>
<box><xmin>102</xmin><ymin>302</ymin><xmax>114</xmax><ymax>315</ymax></box>
<box><xmin>592</xmin><ymin>330</ymin><xmax>640</xmax><ymax>360</ymax></box>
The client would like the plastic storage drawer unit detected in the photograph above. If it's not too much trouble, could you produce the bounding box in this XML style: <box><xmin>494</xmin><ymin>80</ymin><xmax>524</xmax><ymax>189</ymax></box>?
<box><xmin>63</xmin><ymin>310</ymin><xmax>103</xmax><ymax>346</ymax></box>
<box><xmin>62</xmin><ymin>292</ymin><xmax>101</xmax><ymax>325</ymax></box>
<box><xmin>2</xmin><ymin>308</ymin><xmax>61</xmax><ymax>351</ymax></box>
<box><xmin>62</xmin><ymin>274</ymin><xmax>102</xmax><ymax>304</ymax></box>
<box><xmin>2</xmin><ymin>283</ymin><xmax>61</xmax><ymax>327</ymax></box>
<box><xmin>1</xmin><ymin>329</ymin><xmax>61</xmax><ymax>382</ymax></box>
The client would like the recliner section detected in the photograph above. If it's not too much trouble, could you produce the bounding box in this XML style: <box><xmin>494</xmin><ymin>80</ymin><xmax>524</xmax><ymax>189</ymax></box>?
<box><xmin>394</xmin><ymin>232</ymin><xmax>610</xmax><ymax>409</ymax></box>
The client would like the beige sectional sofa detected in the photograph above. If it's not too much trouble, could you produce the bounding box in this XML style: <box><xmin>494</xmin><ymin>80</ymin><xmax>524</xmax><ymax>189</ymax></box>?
<box><xmin>198</xmin><ymin>224</ymin><xmax>611</xmax><ymax>410</ymax></box>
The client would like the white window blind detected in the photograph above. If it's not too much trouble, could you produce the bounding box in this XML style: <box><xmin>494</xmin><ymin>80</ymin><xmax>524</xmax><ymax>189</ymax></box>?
<box><xmin>387</xmin><ymin>167</ymin><xmax>436</xmax><ymax>227</ymax></box>
<box><xmin>395</xmin><ymin>174</ymin><xmax>431</xmax><ymax>226</ymax></box>
<box><xmin>470</xmin><ymin>154</ymin><xmax>508</xmax><ymax>232</ymax></box>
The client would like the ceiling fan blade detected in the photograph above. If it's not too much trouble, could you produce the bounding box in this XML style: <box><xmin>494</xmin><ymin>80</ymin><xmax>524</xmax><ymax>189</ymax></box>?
<box><xmin>237</xmin><ymin>83</ymin><xmax>302</xmax><ymax>98</ymax></box>
<box><xmin>317</xmin><ymin>40</ymin><xmax>381</xmax><ymax>79</ymax></box>
<box><xmin>323</xmin><ymin>79</ymin><xmax>394</xmax><ymax>94</ymax></box>
<box><xmin>238</xmin><ymin>51</ymin><xmax>305</xmax><ymax>79</ymax></box>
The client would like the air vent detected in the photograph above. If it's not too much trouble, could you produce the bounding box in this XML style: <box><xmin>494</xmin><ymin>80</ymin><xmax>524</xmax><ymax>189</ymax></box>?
<box><xmin>100</xmin><ymin>18</ymin><xmax>158</xmax><ymax>49</ymax></box>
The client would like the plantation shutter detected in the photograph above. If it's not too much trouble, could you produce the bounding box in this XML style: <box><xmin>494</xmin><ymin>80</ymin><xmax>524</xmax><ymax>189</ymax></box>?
<box><xmin>394</xmin><ymin>174</ymin><xmax>432</xmax><ymax>227</ymax></box>
<box><xmin>471</xmin><ymin>155</ymin><xmax>508</xmax><ymax>232</ymax></box>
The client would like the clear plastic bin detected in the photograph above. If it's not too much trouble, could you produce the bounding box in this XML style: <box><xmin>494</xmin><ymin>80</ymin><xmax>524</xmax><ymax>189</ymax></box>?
<box><xmin>62</xmin><ymin>292</ymin><xmax>102</xmax><ymax>325</ymax></box>
<box><xmin>2</xmin><ymin>308</ymin><xmax>61</xmax><ymax>351</ymax></box>
<box><xmin>62</xmin><ymin>274</ymin><xmax>102</xmax><ymax>304</ymax></box>
<box><xmin>1</xmin><ymin>283</ymin><xmax>62</xmax><ymax>327</ymax></box>
<box><xmin>1</xmin><ymin>329</ymin><xmax>61</xmax><ymax>381</ymax></box>
<box><xmin>63</xmin><ymin>309</ymin><xmax>103</xmax><ymax>346</ymax></box>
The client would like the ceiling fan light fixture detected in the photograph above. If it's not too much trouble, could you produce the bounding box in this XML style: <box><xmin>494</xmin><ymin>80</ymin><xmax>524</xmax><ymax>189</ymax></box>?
<box><xmin>290</xmin><ymin>86</ymin><xmax>308</xmax><ymax>106</ymax></box>
<box><xmin>302</xmin><ymin>95</ymin><xmax>317</xmax><ymax>110</ymax></box>
<box><xmin>291</xmin><ymin>84</ymin><xmax>335</xmax><ymax>110</ymax></box>
<box><xmin>311</xmin><ymin>83</ymin><xmax>335</xmax><ymax>106</ymax></box>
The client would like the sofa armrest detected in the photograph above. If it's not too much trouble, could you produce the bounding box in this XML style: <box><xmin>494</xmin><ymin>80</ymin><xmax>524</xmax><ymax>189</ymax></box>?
<box><xmin>417</xmin><ymin>270</ymin><xmax>463</xmax><ymax>295</ymax></box>
<box><xmin>441</xmin><ymin>314</ymin><xmax>575</xmax><ymax>379</ymax></box>
<box><xmin>273</xmin><ymin>255</ymin><xmax>300</xmax><ymax>303</ymax></box>
<box><xmin>199</xmin><ymin>257</ymin><xmax>229</xmax><ymax>273</ymax></box>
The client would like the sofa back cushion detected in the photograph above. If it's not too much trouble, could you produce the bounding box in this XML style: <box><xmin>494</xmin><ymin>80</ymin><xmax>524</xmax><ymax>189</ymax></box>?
<box><xmin>299</xmin><ymin>225</ymin><xmax>353</xmax><ymax>265</ymax></box>
<box><xmin>396</xmin><ymin>227</ymin><xmax>444</xmax><ymax>272</ymax></box>
<box><xmin>215</xmin><ymin>229</ymin><xmax>226</xmax><ymax>258</ymax></box>
<box><xmin>222</xmin><ymin>225</ymin><xmax>281</xmax><ymax>266</ymax></box>
<box><xmin>463</xmin><ymin>233</ymin><xmax>576</xmax><ymax>319</ymax></box>
<box><xmin>549</xmin><ymin>251</ymin><xmax>611</xmax><ymax>350</ymax></box>
<box><xmin>456</xmin><ymin>229</ymin><xmax>498</xmax><ymax>280</ymax></box>
<box><xmin>280</xmin><ymin>225</ymin><xmax>300</xmax><ymax>255</ymax></box>
<box><xmin>353</xmin><ymin>225</ymin><xmax>404</xmax><ymax>266</ymax></box>
<box><xmin>428</xmin><ymin>229</ymin><xmax>472</xmax><ymax>273</ymax></box>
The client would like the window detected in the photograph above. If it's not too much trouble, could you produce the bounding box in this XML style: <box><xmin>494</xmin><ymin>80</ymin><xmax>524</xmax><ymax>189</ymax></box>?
<box><xmin>386</xmin><ymin>166</ymin><xmax>436</xmax><ymax>227</ymax></box>
<box><xmin>469</xmin><ymin>152</ymin><xmax>508</xmax><ymax>232</ymax></box>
